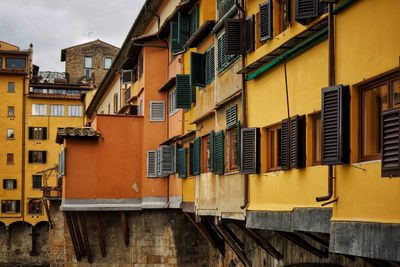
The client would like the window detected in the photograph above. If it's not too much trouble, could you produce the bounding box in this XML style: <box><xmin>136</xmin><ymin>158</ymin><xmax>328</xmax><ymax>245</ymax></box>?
<box><xmin>360</xmin><ymin>73</ymin><xmax>399</xmax><ymax>161</ymax></box>
<box><xmin>3</xmin><ymin>179</ymin><xmax>17</xmax><ymax>190</ymax></box>
<box><xmin>6</xmin><ymin>58</ymin><xmax>26</xmax><ymax>69</ymax></box>
<box><xmin>217</xmin><ymin>33</ymin><xmax>239</xmax><ymax>72</ymax></box>
<box><xmin>28</xmin><ymin>199</ymin><xmax>43</xmax><ymax>215</ymax></box>
<box><xmin>6</xmin><ymin>153</ymin><xmax>14</xmax><ymax>165</ymax></box>
<box><xmin>189</xmin><ymin>4</ymin><xmax>199</xmax><ymax>36</ymax></box>
<box><xmin>84</xmin><ymin>56</ymin><xmax>93</xmax><ymax>69</ymax></box>
<box><xmin>68</xmin><ymin>105</ymin><xmax>83</xmax><ymax>117</ymax></box>
<box><xmin>29</xmin><ymin>127</ymin><xmax>47</xmax><ymax>140</ymax></box>
<box><xmin>0</xmin><ymin>57</ymin><xmax>2</xmax><ymax>68</ymax></box>
<box><xmin>1</xmin><ymin>200</ymin><xmax>20</xmax><ymax>214</ymax></box>
<box><xmin>218</xmin><ymin>0</ymin><xmax>235</xmax><ymax>20</ymax></box>
<box><xmin>28</xmin><ymin>151</ymin><xmax>47</xmax><ymax>164</ymax></box>
<box><xmin>113</xmin><ymin>93</ymin><xmax>118</xmax><ymax>114</ymax></box>
<box><xmin>138</xmin><ymin>97</ymin><xmax>144</xmax><ymax>116</ymax></box>
<box><xmin>205</xmin><ymin>46</ymin><xmax>215</xmax><ymax>84</ymax></box>
<box><xmin>201</xmin><ymin>135</ymin><xmax>211</xmax><ymax>173</ymax></box>
<box><xmin>104</xmin><ymin>57</ymin><xmax>112</xmax><ymax>69</ymax></box>
<box><xmin>312</xmin><ymin>113</ymin><xmax>322</xmax><ymax>165</ymax></box>
<box><xmin>32</xmin><ymin>104</ymin><xmax>48</xmax><ymax>116</ymax></box>
<box><xmin>276</xmin><ymin>0</ymin><xmax>290</xmax><ymax>34</ymax></box>
<box><xmin>51</xmin><ymin>105</ymin><xmax>64</xmax><ymax>116</ymax></box>
<box><xmin>7</xmin><ymin>106</ymin><xmax>15</xmax><ymax>117</ymax></box>
<box><xmin>226</xmin><ymin>127</ymin><xmax>239</xmax><ymax>172</ymax></box>
<box><xmin>7</xmin><ymin>129</ymin><xmax>15</xmax><ymax>139</ymax></box>
<box><xmin>266</xmin><ymin>125</ymin><xmax>282</xmax><ymax>171</ymax></box>
<box><xmin>32</xmin><ymin>175</ymin><xmax>42</xmax><ymax>189</ymax></box>
<box><xmin>7</xmin><ymin>82</ymin><xmax>15</xmax><ymax>93</ymax></box>
<box><xmin>169</xmin><ymin>89</ymin><xmax>178</xmax><ymax>115</ymax></box>
<box><xmin>150</xmin><ymin>101</ymin><xmax>165</xmax><ymax>121</ymax></box>
<box><xmin>138</xmin><ymin>53</ymin><xmax>143</xmax><ymax>79</ymax></box>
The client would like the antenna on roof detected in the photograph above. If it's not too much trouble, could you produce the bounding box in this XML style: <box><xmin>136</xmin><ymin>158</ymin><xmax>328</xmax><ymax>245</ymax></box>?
<box><xmin>82</xmin><ymin>32</ymin><xmax>94</xmax><ymax>41</ymax></box>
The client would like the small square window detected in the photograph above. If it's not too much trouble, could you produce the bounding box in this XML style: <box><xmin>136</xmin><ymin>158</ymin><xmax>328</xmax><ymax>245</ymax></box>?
<box><xmin>84</xmin><ymin>56</ymin><xmax>93</xmax><ymax>69</ymax></box>
<box><xmin>7</xmin><ymin>129</ymin><xmax>15</xmax><ymax>139</ymax></box>
<box><xmin>7</xmin><ymin>153</ymin><xmax>14</xmax><ymax>165</ymax></box>
<box><xmin>312</xmin><ymin>113</ymin><xmax>322</xmax><ymax>166</ymax></box>
<box><xmin>8</xmin><ymin>82</ymin><xmax>15</xmax><ymax>93</ymax></box>
<box><xmin>7</xmin><ymin>106</ymin><xmax>15</xmax><ymax>117</ymax></box>
<box><xmin>104</xmin><ymin>57</ymin><xmax>112</xmax><ymax>69</ymax></box>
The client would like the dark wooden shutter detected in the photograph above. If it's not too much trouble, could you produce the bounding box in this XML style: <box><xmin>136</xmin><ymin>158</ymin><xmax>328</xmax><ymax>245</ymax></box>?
<box><xmin>190</xmin><ymin>52</ymin><xmax>206</xmax><ymax>87</ymax></box>
<box><xmin>241</xmin><ymin>128</ymin><xmax>260</xmax><ymax>174</ymax></box>
<box><xmin>160</xmin><ymin>145</ymin><xmax>174</xmax><ymax>176</ymax></box>
<box><xmin>245</xmin><ymin>15</ymin><xmax>255</xmax><ymax>53</ymax></box>
<box><xmin>193</xmin><ymin>137</ymin><xmax>201</xmax><ymax>175</ymax></box>
<box><xmin>28</xmin><ymin>151</ymin><xmax>33</xmax><ymax>163</ymax></box>
<box><xmin>289</xmin><ymin>115</ymin><xmax>306</xmax><ymax>169</ymax></box>
<box><xmin>226</xmin><ymin>105</ymin><xmax>238</xmax><ymax>129</ymax></box>
<box><xmin>15</xmin><ymin>200</ymin><xmax>20</xmax><ymax>213</ymax></box>
<box><xmin>214</xmin><ymin>130</ymin><xmax>225</xmax><ymax>175</ymax></box>
<box><xmin>42</xmin><ymin>151</ymin><xmax>47</xmax><ymax>163</ymax></box>
<box><xmin>218</xmin><ymin>35</ymin><xmax>225</xmax><ymax>69</ymax></box>
<box><xmin>321</xmin><ymin>85</ymin><xmax>350</xmax><ymax>165</ymax></box>
<box><xmin>43</xmin><ymin>127</ymin><xmax>48</xmax><ymax>140</ymax></box>
<box><xmin>225</xmin><ymin>19</ymin><xmax>243</xmax><ymax>55</ymax></box>
<box><xmin>1</xmin><ymin>201</ymin><xmax>5</xmax><ymax>213</ymax></box>
<box><xmin>12</xmin><ymin>180</ymin><xmax>17</xmax><ymax>189</ymax></box>
<box><xmin>280</xmin><ymin>119</ymin><xmax>290</xmax><ymax>170</ymax></box>
<box><xmin>170</xmin><ymin>20</ymin><xmax>182</xmax><ymax>53</ymax></box>
<box><xmin>259</xmin><ymin>0</ymin><xmax>273</xmax><ymax>41</ymax></box>
<box><xmin>29</xmin><ymin>127</ymin><xmax>34</xmax><ymax>140</ymax></box>
<box><xmin>209</xmin><ymin>131</ymin><xmax>215</xmax><ymax>172</ymax></box>
<box><xmin>205</xmin><ymin>47</ymin><xmax>215</xmax><ymax>84</ymax></box>
<box><xmin>2</xmin><ymin>179</ymin><xmax>5</xmax><ymax>189</ymax></box>
<box><xmin>176</xmin><ymin>74</ymin><xmax>191</xmax><ymax>109</ymax></box>
<box><xmin>189</xmin><ymin>143</ymin><xmax>194</xmax><ymax>175</ymax></box>
<box><xmin>178</xmin><ymin>12</ymin><xmax>190</xmax><ymax>45</ymax></box>
<box><xmin>147</xmin><ymin>150</ymin><xmax>158</xmax><ymax>177</ymax></box>
<box><xmin>381</xmin><ymin>109</ymin><xmax>400</xmax><ymax>177</ymax></box>
<box><xmin>295</xmin><ymin>0</ymin><xmax>324</xmax><ymax>25</ymax></box>
<box><xmin>178</xmin><ymin>148</ymin><xmax>187</xmax><ymax>178</ymax></box>
<box><xmin>236</xmin><ymin>121</ymin><xmax>241</xmax><ymax>170</ymax></box>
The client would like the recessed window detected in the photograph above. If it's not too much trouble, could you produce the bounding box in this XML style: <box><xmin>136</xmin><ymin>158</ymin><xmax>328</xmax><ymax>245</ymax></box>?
<box><xmin>276</xmin><ymin>0</ymin><xmax>290</xmax><ymax>35</ymax></box>
<box><xmin>7</xmin><ymin>106</ymin><xmax>15</xmax><ymax>117</ymax></box>
<box><xmin>217</xmin><ymin>33</ymin><xmax>238</xmax><ymax>72</ymax></box>
<box><xmin>217</xmin><ymin>0</ymin><xmax>235</xmax><ymax>20</ymax></box>
<box><xmin>3</xmin><ymin>179</ymin><xmax>17</xmax><ymax>190</ymax></box>
<box><xmin>1</xmin><ymin>200</ymin><xmax>20</xmax><ymax>214</ymax></box>
<box><xmin>150</xmin><ymin>101</ymin><xmax>165</xmax><ymax>121</ymax></box>
<box><xmin>32</xmin><ymin>104</ymin><xmax>48</xmax><ymax>116</ymax></box>
<box><xmin>201</xmin><ymin>135</ymin><xmax>211</xmax><ymax>173</ymax></box>
<box><xmin>360</xmin><ymin>73</ymin><xmax>399</xmax><ymax>161</ymax></box>
<box><xmin>32</xmin><ymin>175</ymin><xmax>42</xmax><ymax>189</ymax></box>
<box><xmin>7</xmin><ymin>129</ymin><xmax>15</xmax><ymax>139</ymax></box>
<box><xmin>6</xmin><ymin>58</ymin><xmax>26</xmax><ymax>69</ymax></box>
<box><xmin>68</xmin><ymin>105</ymin><xmax>83</xmax><ymax>117</ymax></box>
<box><xmin>28</xmin><ymin>151</ymin><xmax>47</xmax><ymax>164</ymax></box>
<box><xmin>51</xmin><ymin>105</ymin><xmax>64</xmax><ymax>116</ymax></box>
<box><xmin>266</xmin><ymin>124</ymin><xmax>282</xmax><ymax>171</ymax></box>
<box><xmin>169</xmin><ymin>89</ymin><xmax>178</xmax><ymax>115</ymax></box>
<box><xmin>113</xmin><ymin>93</ymin><xmax>118</xmax><ymax>114</ymax></box>
<box><xmin>28</xmin><ymin>199</ymin><xmax>43</xmax><ymax>215</ymax></box>
<box><xmin>226</xmin><ymin>127</ymin><xmax>239</xmax><ymax>172</ymax></box>
<box><xmin>84</xmin><ymin>56</ymin><xmax>93</xmax><ymax>69</ymax></box>
<box><xmin>6</xmin><ymin>153</ymin><xmax>14</xmax><ymax>165</ymax></box>
<box><xmin>104</xmin><ymin>57</ymin><xmax>112</xmax><ymax>69</ymax></box>
<box><xmin>28</xmin><ymin>127</ymin><xmax>47</xmax><ymax>140</ymax></box>
<box><xmin>312</xmin><ymin>113</ymin><xmax>322</xmax><ymax>165</ymax></box>
<box><xmin>7</xmin><ymin>82</ymin><xmax>15</xmax><ymax>93</ymax></box>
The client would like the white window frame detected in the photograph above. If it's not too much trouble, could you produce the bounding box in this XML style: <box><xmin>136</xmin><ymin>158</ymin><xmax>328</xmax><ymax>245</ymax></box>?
<box><xmin>32</xmin><ymin>104</ymin><xmax>48</xmax><ymax>116</ymax></box>
<box><xmin>84</xmin><ymin>56</ymin><xmax>93</xmax><ymax>69</ymax></box>
<box><xmin>104</xmin><ymin>57</ymin><xmax>112</xmax><ymax>69</ymax></box>
<box><xmin>68</xmin><ymin>105</ymin><xmax>83</xmax><ymax>117</ymax></box>
<box><xmin>50</xmin><ymin>105</ymin><xmax>64</xmax><ymax>116</ymax></box>
<box><xmin>168</xmin><ymin>89</ymin><xmax>178</xmax><ymax>116</ymax></box>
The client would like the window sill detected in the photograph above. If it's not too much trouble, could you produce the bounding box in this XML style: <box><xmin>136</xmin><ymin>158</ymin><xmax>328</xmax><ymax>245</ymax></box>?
<box><xmin>224</xmin><ymin>170</ymin><xmax>240</xmax><ymax>176</ymax></box>
<box><xmin>354</xmin><ymin>159</ymin><xmax>381</xmax><ymax>165</ymax></box>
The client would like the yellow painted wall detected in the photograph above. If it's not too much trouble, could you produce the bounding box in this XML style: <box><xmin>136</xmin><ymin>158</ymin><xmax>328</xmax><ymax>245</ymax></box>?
<box><xmin>245</xmin><ymin>0</ymin><xmax>400</xmax><ymax>224</ymax></box>
<box><xmin>97</xmin><ymin>73</ymin><xmax>121</xmax><ymax>115</ymax></box>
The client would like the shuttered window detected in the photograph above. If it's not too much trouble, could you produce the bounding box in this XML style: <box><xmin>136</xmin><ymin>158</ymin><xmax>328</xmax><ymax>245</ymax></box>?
<box><xmin>295</xmin><ymin>0</ymin><xmax>325</xmax><ymax>25</ymax></box>
<box><xmin>321</xmin><ymin>85</ymin><xmax>350</xmax><ymax>165</ymax></box>
<box><xmin>218</xmin><ymin>33</ymin><xmax>239</xmax><ymax>72</ymax></box>
<box><xmin>28</xmin><ymin>151</ymin><xmax>47</xmax><ymax>164</ymax></box>
<box><xmin>147</xmin><ymin>150</ymin><xmax>158</xmax><ymax>178</ymax></box>
<box><xmin>170</xmin><ymin>20</ymin><xmax>182</xmax><ymax>54</ymax></box>
<box><xmin>193</xmin><ymin>137</ymin><xmax>201</xmax><ymax>175</ymax></box>
<box><xmin>178</xmin><ymin>148</ymin><xmax>187</xmax><ymax>178</ymax></box>
<box><xmin>206</xmin><ymin>46</ymin><xmax>215</xmax><ymax>84</ymax></box>
<box><xmin>280</xmin><ymin>120</ymin><xmax>289</xmax><ymax>170</ymax></box>
<box><xmin>226</xmin><ymin>123</ymin><xmax>240</xmax><ymax>172</ymax></box>
<box><xmin>32</xmin><ymin>175</ymin><xmax>42</xmax><ymax>189</ymax></box>
<box><xmin>29</xmin><ymin>127</ymin><xmax>47</xmax><ymax>140</ymax></box>
<box><xmin>226</xmin><ymin>105</ymin><xmax>238</xmax><ymax>129</ymax></box>
<box><xmin>189</xmin><ymin>4</ymin><xmax>199</xmax><ymax>36</ymax></box>
<box><xmin>28</xmin><ymin>199</ymin><xmax>43</xmax><ymax>215</ymax></box>
<box><xmin>289</xmin><ymin>115</ymin><xmax>306</xmax><ymax>169</ymax></box>
<box><xmin>241</xmin><ymin>128</ymin><xmax>260</xmax><ymax>174</ymax></box>
<box><xmin>245</xmin><ymin>15</ymin><xmax>255</xmax><ymax>53</ymax></box>
<box><xmin>266</xmin><ymin>125</ymin><xmax>282</xmax><ymax>171</ymax></box>
<box><xmin>191</xmin><ymin>52</ymin><xmax>206</xmax><ymax>87</ymax></box>
<box><xmin>171</xmin><ymin>12</ymin><xmax>190</xmax><ymax>54</ymax></box>
<box><xmin>381</xmin><ymin>109</ymin><xmax>400</xmax><ymax>177</ymax></box>
<box><xmin>3</xmin><ymin>179</ymin><xmax>17</xmax><ymax>190</ymax></box>
<box><xmin>159</xmin><ymin>145</ymin><xmax>174</xmax><ymax>176</ymax></box>
<box><xmin>122</xmin><ymin>70</ymin><xmax>133</xmax><ymax>84</ymax></box>
<box><xmin>225</xmin><ymin>18</ymin><xmax>243</xmax><ymax>55</ymax></box>
<box><xmin>176</xmin><ymin>74</ymin><xmax>192</xmax><ymax>109</ymax></box>
<box><xmin>259</xmin><ymin>0</ymin><xmax>273</xmax><ymax>41</ymax></box>
<box><xmin>189</xmin><ymin>143</ymin><xmax>194</xmax><ymax>176</ymax></box>
<box><xmin>214</xmin><ymin>131</ymin><xmax>225</xmax><ymax>175</ymax></box>
<box><xmin>1</xmin><ymin>200</ymin><xmax>20</xmax><ymax>214</ymax></box>
<box><xmin>150</xmin><ymin>101</ymin><xmax>165</xmax><ymax>121</ymax></box>
<box><xmin>58</xmin><ymin>149</ymin><xmax>66</xmax><ymax>177</ymax></box>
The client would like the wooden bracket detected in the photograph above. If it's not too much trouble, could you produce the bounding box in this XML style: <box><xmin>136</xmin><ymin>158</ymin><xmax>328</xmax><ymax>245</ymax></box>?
<box><xmin>120</xmin><ymin>211</ymin><xmax>129</xmax><ymax>247</ymax></box>
<box><xmin>65</xmin><ymin>212</ymin><xmax>82</xmax><ymax>261</ymax></box>
<box><xmin>278</xmin><ymin>231</ymin><xmax>328</xmax><ymax>258</ymax></box>
<box><xmin>96</xmin><ymin>212</ymin><xmax>106</xmax><ymax>257</ymax></box>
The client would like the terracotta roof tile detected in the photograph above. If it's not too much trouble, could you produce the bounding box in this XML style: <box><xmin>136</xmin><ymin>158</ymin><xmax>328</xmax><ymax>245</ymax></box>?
<box><xmin>56</xmin><ymin>127</ymin><xmax>100</xmax><ymax>144</ymax></box>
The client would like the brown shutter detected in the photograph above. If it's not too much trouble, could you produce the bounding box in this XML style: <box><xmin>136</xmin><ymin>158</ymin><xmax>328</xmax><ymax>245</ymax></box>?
<box><xmin>280</xmin><ymin>119</ymin><xmax>290</xmax><ymax>170</ymax></box>
<box><xmin>190</xmin><ymin>52</ymin><xmax>206</xmax><ymax>87</ymax></box>
<box><xmin>295</xmin><ymin>0</ymin><xmax>324</xmax><ymax>25</ymax></box>
<box><xmin>321</xmin><ymin>85</ymin><xmax>350</xmax><ymax>165</ymax></box>
<box><xmin>43</xmin><ymin>128</ymin><xmax>48</xmax><ymax>140</ymax></box>
<box><xmin>259</xmin><ymin>0</ymin><xmax>273</xmax><ymax>41</ymax></box>
<box><xmin>225</xmin><ymin>19</ymin><xmax>244</xmax><ymax>55</ymax></box>
<box><xmin>15</xmin><ymin>200</ymin><xmax>20</xmax><ymax>213</ymax></box>
<box><xmin>28</xmin><ymin>127</ymin><xmax>34</xmax><ymax>140</ymax></box>
<box><xmin>245</xmin><ymin>15</ymin><xmax>255</xmax><ymax>53</ymax></box>
<box><xmin>241</xmin><ymin>128</ymin><xmax>260</xmax><ymax>174</ymax></box>
<box><xmin>289</xmin><ymin>115</ymin><xmax>306</xmax><ymax>169</ymax></box>
<box><xmin>381</xmin><ymin>109</ymin><xmax>400</xmax><ymax>177</ymax></box>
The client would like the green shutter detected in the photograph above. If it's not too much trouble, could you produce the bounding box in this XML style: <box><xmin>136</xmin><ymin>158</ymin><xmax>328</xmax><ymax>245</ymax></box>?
<box><xmin>176</xmin><ymin>74</ymin><xmax>191</xmax><ymax>109</ymax></box>
<box><xmin>206</xmin><ymin>46</ymin><xmax>215</xmax><ymax>84</ymax></box>
<box><xmin>190</xmin><ymin>52</ymin><xmax>206</xmax><ymax>87</ymax></box>
<box><xmin>236</xmin><ymin>121</ymin><xmax>241</xmax><ymax>170</ymax></box>
<box><xmin>178</xmin><ymin>148</ymin><xmax>187</xmax><ymax>178</ymax></box>
<box><xmin>193</xmin><ymin>137</ymin><xmax>201</xmax><ymax>175</ymax></box>
<box><xmin>178</xmin><ymin>12</ymin><xmax>190</xmax><ymax>46</ymax></box>
<box><xmin>209</xmin><ymin>131</ymin><xmax>215</xmax><ymax>172</ymax></box>
<box><xmin>214</xmin><ymin>130</ymin><xmax>225</xmax><ymax>175</ymax></box>
<box><xmin>189</xmin><ymin>143</ymin><xmax>194</xmax><ymax>175</ymax></box>
<box><xmin>171</xmin><ymin>20</ymin><xmax>182</xmax><ymax>53</ymax></box>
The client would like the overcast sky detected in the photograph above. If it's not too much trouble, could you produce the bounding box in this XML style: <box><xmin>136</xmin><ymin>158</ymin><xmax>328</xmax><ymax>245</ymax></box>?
<box><xmin>0</xmin><ymin>0</ymin><xmax>145</xmax><ymax>71</ymax></box>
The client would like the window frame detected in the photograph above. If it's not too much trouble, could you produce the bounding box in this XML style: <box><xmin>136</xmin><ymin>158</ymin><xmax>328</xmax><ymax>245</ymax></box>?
<box><xmin>5</xmin><ymin>57</ymin><xmax>26</xmax><ymax>69</ymax></box>
<box><xmin>104</xmin><ymin>56</ymin><xmax>112</xmax><ymax>69</ymax></box>
<box><xmin>201</xmin><ymin>135</ymin><xmax>211</xmax><ymax>173</ymax></box>
<box><xmin>6</xmin><ymin>153</ymin><xmax>14</xmax><ymax>165</ymax></box>
<box><xmin>265</xmin><ymin>123</ymin><xmax>282</xmax><ymax>171</ymax></box>
<box><xmin>225</xmin><ymin>127</ymin><xmax>239</xmax><ymax>173</ymax></box>
<box><xmin>168</xmin><ymin>89</ymin><xmax>179</xmax><ymax>116</ymax></box>
<box><xmin>67</xmin><ymin>105</ymin><xmax>83</xmax><ymax>117</ymax></box>
<box><xmin>28</xmin><ymin>151</ymin><xmax>47</xmax><ymax>164</ymax></box>
<box><xmin>3</xmin><ymin>179</ymin><xmax>17</xmax><ymax>190</ymax></box>
<box><xmin>32</xmin><ymin>104</ymin><xmax>48</xmax><ymax>116</ymax></box>
<box><xmin>149</xmin><ymin>101</ymin><xmax>165</xmax><ymax>122</ymax></box>
<box><xmin>1</xmin><ymin>200</ymin><xmax>20</xmax><ymax>214</ymax></box>
<box><xmin>7</xmin><ymin>106</ymin><xmax>15</xmax><ymax>117</ymax></box>
<box><xmin>217</xmin><ymin>32</ymin><xmax>239</xmax><ymax>73</ymax></box>
<box><xmin>28</xmin><ymin>199</ymin><xmax>43</xmax><ymax>215</ymax></box>
<box><xmin>7</xmin><ymin>82</ymin><xmax>15</xmax><ymax>93</ymax></box>
<box><xmin>113</xmin><ymin>93</ymin><xmax>119</xmax><ymax>114</ymax></box>
<box><xmin>50</xmin><ymin>104</ymin><xmax>64</xmax><ymax>117</ymax></box>
<box><xmin>311</xmin><ymin>112</ymin><xmax>322</xmax><ymax>166</ymax></box>
<box><xmin>7</xmin><ymin>128</ymin><xmax>15</xmax><ymax>139</ymax></box>
<box><xmin>84</xmin><ymin>56</ymin><xmax>93</xmax><ymax>69</ymax></box>
<box><xmin>359</xmin><ymin>72</ymin><xmax>400</xmax><ymax>162</ymax></box>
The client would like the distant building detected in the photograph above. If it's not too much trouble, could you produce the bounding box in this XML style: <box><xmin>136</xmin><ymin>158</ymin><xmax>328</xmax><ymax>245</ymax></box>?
<box><xmin>60</xmin><ymin>39</ymin><xmax>119</xmax><ymax>87</ymax></box>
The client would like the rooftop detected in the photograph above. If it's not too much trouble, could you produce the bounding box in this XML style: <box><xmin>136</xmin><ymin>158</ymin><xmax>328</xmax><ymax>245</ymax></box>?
<box><xmin>56</xmin><ymin>127</ymin><xmax>100</xmax><ymax>144</ymax></box>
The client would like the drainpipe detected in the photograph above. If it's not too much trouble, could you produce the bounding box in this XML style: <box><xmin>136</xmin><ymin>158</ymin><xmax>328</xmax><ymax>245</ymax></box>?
<box><xmin>22</xmin><ymin>76</ymin><xmax>27</xmax><ymax>220</ymax></box>
<box><xmin>316</xmin><ymin>1</ymin><xmax>336</xmax><ymax>203</ymax></box>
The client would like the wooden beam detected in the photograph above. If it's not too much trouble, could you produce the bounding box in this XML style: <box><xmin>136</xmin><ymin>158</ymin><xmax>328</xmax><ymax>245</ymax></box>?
<box><xmin>42</xmin><ymin>199</ymin><xmax>53</xmax><ymax>229</ymax></box>
<box><xmin>65</xmin><ymin>212</ymin><xmax>82</xmax><ymax>261</ymax></box>
<box><xmin>230</xmin><ymin>220</ymin><xmax>283</xmax><ymax>260</ymax></box>
<box><xmin>278</xmin><ymin>231</ymin><xmax>328</xmax><ymax>258</ymax></box>
<box><xmin>71</xmin><ymin>212</ymin><xmax>86</xmax><ymax>257</ymax></box>
<box><xmin>78</xmin><ymin>212</ymin><xmax>93</xmax><ymax>263</ymax></box>
<box><xmin>95</xmin><ymin>212</ymin><xmax>106</xmax><ymax>257</ymax></box>
<box><xmin>120</xmin><ymin>211</ymin><xmax>129</xmax><ymax>247</ymax></box>
<box><xmin>220</xmin><ymin>224</ymin><xmax>244</xmax><ymax>249</ymax></box>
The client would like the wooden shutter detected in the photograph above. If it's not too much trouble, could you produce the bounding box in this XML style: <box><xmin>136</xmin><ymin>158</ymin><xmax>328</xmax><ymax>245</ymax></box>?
<box><xmin>178</xmin><ymin>12</ymin><xmax>190</xmax><ymax>45</ymax></box>
<box><xmin>2</xmin><ymin>179</ymin><xmax>5</xmax><ymax>189</ymax></box>
<box><xmin>43</xmin><ymin>127</ymin><xmax>48</xmax><ymax>140</ymax></box>
<box><xmin>147</xmin><ymin>150</ymin><xmax>158</xmax><ymax>177</ymax></box>
<box><xmin>205</xmin><ymin>47</ymin><xmax>215</xmax><ymax>84</ymax></box>
<box><xmin>33</xmin><ymin>175</ymin><xmax>41</xmax><ymax>189</ymax></box>
<box><xmin>226</xmin><ymin>105</ymin><xmax>238</xmax><ymax>129</ymax></box>
<box><xmin>189</xmin><ymin>143</ymin><xmax>194</xmax><ymax>175</ymax></box>
<box><xmin>259</xmin><ymin>0</ymin><xmax>273</xmax><ymax>41</ymax></box>
<box><xmin>122</xmin><ymin>70</ymin><xmax>133</xmax><ymax>84</ymax></box>
<box><xmin>381</xmin><ymin>109</ymin><xmax>400</xmax><ymax>177</ymax></box>
<box><xmin>150</xmin><ymin>101</ymin><xmax>165</xmax><ymax>121</ymax></box>
<box><xmin>176</xmin><ymin>74</ymin><xmax>191</xmax><ymax>109</ymax></box>
<box><xmin>225</xmin><ymin>19</ymin><xmax>243</xmax><ymax>55</ymax></box>
<box><xmin>241</xmin><ymin>128</ymin><xmax>260</xmax><ymax>174</ymax></box>
<box><xmin>295</xmin><ymin>0</ymin><xmax>324</xmax><ymax>25</ymax></box>
<box><xmin>190</xmin><ymin>52</ymin><xmax>206</xmax><ymax>87</ymax></box>
<box><xmin>160</xmin><ymin>145</ymin><xmax>174</xmax><ymax>176</ymax></box>
<box><xmin>178</xmin><ymin>148</ymin><xmax>187</xmax><ymax>178</ymax></box>
<box><xmin>15</xmin><ymin>200</ymin><xmax>20</xmax><ymax>213</ymax></box>
<box><xmin>321</xmin><ymin>85</ymin><xmax>350</xmax><ymax>165</ymax></box>
<box><xmin>217</xmin><ymin>35</ymin><xmax>225</xmax><ymax>69</ymax></box>
<box><xmin>214</xmin><ymin>130</ymin><xmax>225</xmax><ymax>175</ymax></box>
<box><xmin>289</xmin><ymin>115</ymin><xmax>306</xmax><ymax>169</ymax></box>
<box><xmin>280</xmin><ymin>119</ymin><xmax>290</xmax><ymax>170</ymax></box>
<box><xmin>245</xmin><ymin>15</ymin><xmax>255</xmax><ymax>53</ymax></box>
<box><xmin>42</xmin><ymin>151</ymin><xmax>47</xmax><ymax>163</ymax></box>
<box><xmin>193</xmin><ymin>137</ymin><xmax>201</xmax><ymax>175</ymax></box>
<box><xmin>209</xmin><ymin>131</ymin><xmax>215</xmax><ymax>172</ymax></box>
<box><xmin>1</xmin><ymin>201</ymin><xmax>5</xmax><ymax>213</ymax></box>
<box><xmin>170</xmin><ymin>20</ymin><xmax>182</xmax><ymax>53</ymax></box>
<box><xmin>12</xmin><ymin>180</ymin><xmax>17</xmax><ymax>189</ymax></box>
<box><xmin>29</xmin><ymin>127</ymin><xmax>34</xmax><ymax>140</ymax></box>
<box><xmin>236</xmin><ymin>121</ymin><xmax>241</xmax><ymax>170</ymax></box>
<box><xmin>28</xmin><ymin>151</ymin><xmax>33</xmax><ymax>163</ymax></box>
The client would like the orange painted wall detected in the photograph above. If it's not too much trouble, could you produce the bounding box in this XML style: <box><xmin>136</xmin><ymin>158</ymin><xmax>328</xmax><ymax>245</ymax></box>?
<box><xmin>63</xmin><ymin>115</ymin><xmax>143</xmax><ymax>199</ymax></box>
